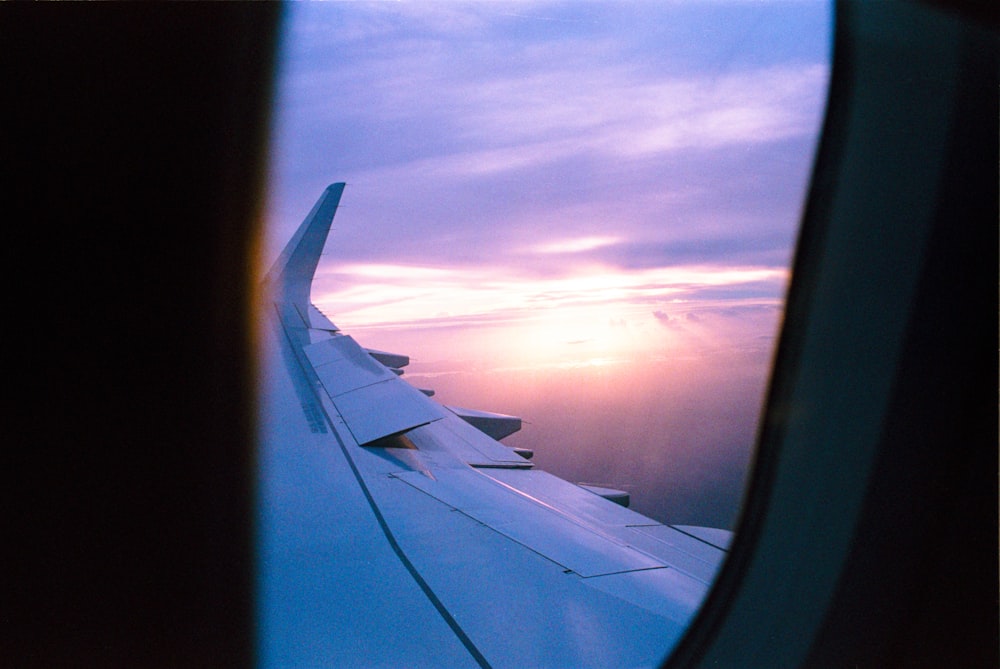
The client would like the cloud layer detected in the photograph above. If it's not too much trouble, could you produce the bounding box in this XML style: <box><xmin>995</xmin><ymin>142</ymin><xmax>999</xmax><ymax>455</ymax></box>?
<box><xmin>266</xmin><ymin>2</ymin><xmax>830</xmax><ymax>281</ymax></box>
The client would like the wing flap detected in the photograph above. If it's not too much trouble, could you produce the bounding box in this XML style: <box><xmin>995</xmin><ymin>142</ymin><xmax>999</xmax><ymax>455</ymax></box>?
<box><xmin>365</xmin><ymin>348</ymin><xmax>410</xmax><ymax>369</ymax></box>
<box><xmin>578</xmin><ymin>484</ymin><xmax>630</xmax><ymax>507</ymax></box>
<box><xmin>447</xmin><ymin>405</ymin><xmax>522</xmax><ymax>440</ymax></box>
<box><xmin>334</xmin><ymin>378</ymin><xmax>447</xmax><ymax>446</ymax></box>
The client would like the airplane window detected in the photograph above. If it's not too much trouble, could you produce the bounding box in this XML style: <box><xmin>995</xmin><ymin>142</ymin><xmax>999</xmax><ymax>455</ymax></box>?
<box><xmin>262</xmin><ymin>2</ymin><xmax>831</xmax><ymax>666</ymax></box>
<box><xmin>267</xmin><ymin>0</ymin><xmax>830</xmax><ymax>532</ymax></box>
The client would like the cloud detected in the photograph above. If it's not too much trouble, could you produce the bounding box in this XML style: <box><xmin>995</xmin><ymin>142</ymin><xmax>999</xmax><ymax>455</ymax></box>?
<box><xmin>270</xmin><ymin>3</ymin><xmax>829</xmax><ymax>187</ymax></box>
<box><xmin>451</xmin><ymin>63</ymin><xmax>827</xmax><ymax>161</ymax></box>
<box><xmin>264</xmin><ymin>6</ymin><xmax>830</xmax><ymax>314</ymax></box>
<box><xmin>313</xmin><ymin>258</ymin><xmax>787</xmax><ymax>333</ymax></box>
<box><xmin>653</xmin><ymin>310</ymin><xmax>684</xmax><ymax>330</ymax></box>
<box><xmin>530</xmin><ymin>235</ymin><xmax>622</xmax><ymax>255</ymax></box>
<box><xmin>303</xmin><ymin>61</ymin><xmax>826</xmax><ymax>185</ymax></box>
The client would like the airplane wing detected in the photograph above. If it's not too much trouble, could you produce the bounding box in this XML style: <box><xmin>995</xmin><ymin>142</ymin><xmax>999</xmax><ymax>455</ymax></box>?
<box><xmin>258</xmin><ymin>183</ymin><xmax>730</xmax><ymax>668</ymax></box>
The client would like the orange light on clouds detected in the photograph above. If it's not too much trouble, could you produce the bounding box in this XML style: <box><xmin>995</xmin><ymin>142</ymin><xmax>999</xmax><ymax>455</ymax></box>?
<box><xmin>312</xmin><ymin>261</ymin><xmax>788</xmax><ymax>374</ymax></box>
<box><xmin>317</xmin><ymin>262</ymin><xmax>785</xmax><ymax>319</ymax></box>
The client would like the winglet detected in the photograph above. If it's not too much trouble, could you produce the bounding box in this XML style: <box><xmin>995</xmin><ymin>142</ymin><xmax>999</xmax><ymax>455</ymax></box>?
<box><xmin>265</xmin><ymin>182</ymin><xmax>346</xmax><ymax>309</ymax></box>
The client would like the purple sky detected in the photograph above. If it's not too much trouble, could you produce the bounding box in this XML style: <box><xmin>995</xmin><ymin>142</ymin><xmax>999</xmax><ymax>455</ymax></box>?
<box><xmin>264</xmin><ymin>1</ymin><xmax>830</xmax><ymax>529</ymax></box>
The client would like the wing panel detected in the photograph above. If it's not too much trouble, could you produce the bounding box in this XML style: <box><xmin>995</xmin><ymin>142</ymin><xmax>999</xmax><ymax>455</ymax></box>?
<box><xmin>481</xmin><ymin>468</ymin><xmax>643</xmax><ymax>527</ymax></box>
<box><xmin>625</xmin><ymin>525</ymin><xmax>728</xmax><ymax>584</ymax></box>
<box><xmin>305</xmin><ymin>335</ymin><xmax>396</xmax><ymax>393</ymax></box>
<box><xmin>365</xmin><ymin>470</ymin><xmax>699</xmax><ymax>668</ymax></box>
<box><xmin>672</xmin><ymin>524</ymin><xmax>734</xmax><ymax>551</ymax></box>
<box><xmin>481</xmin><ymin>469</ymin><xmax>725</xmax><ymax>584</ymax></box>
<box><xmin>582</xmin><ymin>566</ymin><xmax>711</xmax><ymax>625</ymax></box>
<box><xmin>393</xmin><ymin>468</ymin><xmax>664</xmax><ymax>577</ymax></box>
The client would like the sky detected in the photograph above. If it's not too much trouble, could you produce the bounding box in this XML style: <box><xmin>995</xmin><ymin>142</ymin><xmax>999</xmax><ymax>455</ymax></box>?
<box><xmin>264</xmin><ymin>1</ymin><xmax>831</xmax><ymax>530</ymax></box>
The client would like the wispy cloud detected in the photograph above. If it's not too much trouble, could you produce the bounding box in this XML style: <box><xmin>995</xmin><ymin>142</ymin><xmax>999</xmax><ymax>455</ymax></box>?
<box><xmin>530</xmin><ymin>235</ymin><xmax>622</xmax><ymax>255</ymax></box>
<box><xmin>285</xmin><ymin>55</ymin><xmax>826</xmax><ymax>179</ymax></box>
<box><xmin>269</xmin><ymin>4</ymin><xmax>828</xmax><ymax>186</ymax></box>
<box><xmin>266</xmin><ymin>0</ymin><xmax>828</xmax><ymax>284</ymax></box>
<box><xmin>314</xmin><ymin>260</ymin><xmax>787</xmax><ymax>328</ymax></box>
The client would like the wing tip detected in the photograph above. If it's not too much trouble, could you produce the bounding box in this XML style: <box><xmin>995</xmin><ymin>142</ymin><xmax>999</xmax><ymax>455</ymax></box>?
<box><xmin>265</xmin><ymin>182</ymin><xmax>347</xmax><ymax>306</ymax></box>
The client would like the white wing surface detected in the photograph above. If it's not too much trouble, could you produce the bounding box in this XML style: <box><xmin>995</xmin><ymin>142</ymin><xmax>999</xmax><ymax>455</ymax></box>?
<box><xmin>258</xmin><ymin>184</ymin><xmax>731</xmax><ymax>668</ymax></box>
